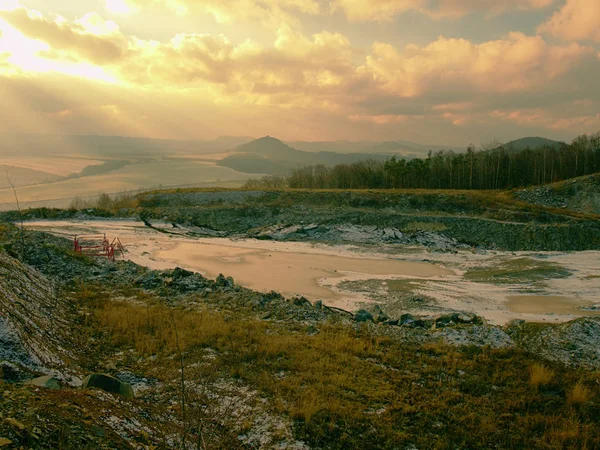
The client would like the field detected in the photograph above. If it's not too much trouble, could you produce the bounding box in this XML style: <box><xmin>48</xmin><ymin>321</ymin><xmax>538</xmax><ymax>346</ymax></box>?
<box><xmin>0</xmin><ymin>160</ymin><xmax>260</xmax><ymax>210</ymax></box>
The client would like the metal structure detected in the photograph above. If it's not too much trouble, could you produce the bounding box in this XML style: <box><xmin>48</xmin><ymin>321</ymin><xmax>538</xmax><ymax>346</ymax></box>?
<box><xmin>73</xmin><ymin>234</ymin><xmax>124</xmax><ymax>261</ymax></box>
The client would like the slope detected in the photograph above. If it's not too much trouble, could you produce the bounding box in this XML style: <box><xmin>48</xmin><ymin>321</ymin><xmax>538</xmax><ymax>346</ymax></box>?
<box><xmin>514</xmin><ymin>173</ymin><xmax>600</xmax><ymax>214</ymax></box>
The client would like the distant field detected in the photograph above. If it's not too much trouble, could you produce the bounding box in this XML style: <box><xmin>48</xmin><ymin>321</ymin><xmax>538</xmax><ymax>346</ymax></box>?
<box><xmin>1</xmin><ymin>155</ymin><xmax>103</xmax><ymax>176</ymax></box>
<box><xmin>0</xmin><ymin>165</ymin><xmax>61</xmax><ymax>188</ymax></box>
<box><xmin>0</xmin><ymin>160</ymin><xmax>259</xmax><ymax>210</ymax></box>
<box><xmin>168</xmin><ymin>151</ymin><xmax>235</xmax><ymax>161</ymax></box>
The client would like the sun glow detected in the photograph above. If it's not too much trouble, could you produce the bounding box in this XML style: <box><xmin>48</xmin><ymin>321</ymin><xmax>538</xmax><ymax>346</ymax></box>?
<box><xmin>105</xmin><ymin>0</ymin><xmax>135</xmax><ymax>15</ymax></box>
<box><xmin>0</xmin><ymin>18</ymin><xmax>118</xmax><ymax>83</ymax></box>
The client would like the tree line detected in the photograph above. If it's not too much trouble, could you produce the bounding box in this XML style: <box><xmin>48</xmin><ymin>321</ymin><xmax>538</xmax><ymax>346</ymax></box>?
<box><xmin>276</xmin><ymin>132</ymin><xmax>600</xmax><ymax>190</ymax></box>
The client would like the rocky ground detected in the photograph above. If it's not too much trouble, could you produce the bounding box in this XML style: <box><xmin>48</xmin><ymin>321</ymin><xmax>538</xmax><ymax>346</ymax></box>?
<box><xmin>2</xmin><ymin>224</ymin><xmax>600</xmax><ymax>448</ymax></box>
<box><xmin>515</xmin><ymin>173</ymin><xmax>600</xmax><ymax>215</ymax></box>
<box><xmin>4</xmin><ymin>187</ymin><xmax>600</xmax><ymax>251</ymax></box>
<box><xmin>3</xmin><ymin>184</ymin><xmax>600</xmax><ymax>448</ymax></box>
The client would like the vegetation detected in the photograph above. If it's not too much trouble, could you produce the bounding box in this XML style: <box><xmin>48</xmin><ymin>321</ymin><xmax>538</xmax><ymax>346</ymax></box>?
<box><xmin>287</xmin><ymin>132</ymin><xmax>600</xmax><ymax>190</ymax></box>
<box><xmin>529</xmin><ymin>363</ymin><xmax>555</xmax><ymax>389</ymax></box>
<box><xmin>242</xmin><ymin>175</ymin><xmax>288</xmax><ymax>189</ymax></box>
<box><xmin>76</xmin><ymin>287</ymin><xmax>600</xmax><ymax>449</ymax></box>
<box><xmin>465</xmin><ymin>258</ymin><xmax>571</xmax><ymax>284</ymax></box>
<box><xmin>66</xmin><ymin>160</ymin><xmax>130</xmax><ymax>179</ymax></box>
<box><xmin>69</xmin><ymin>192</ymin><xmax>138</xmax><ymax>213</ymax></box>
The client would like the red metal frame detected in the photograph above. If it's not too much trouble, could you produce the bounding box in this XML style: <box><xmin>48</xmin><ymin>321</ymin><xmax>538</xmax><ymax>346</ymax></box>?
<box><xmin>73</xmin><ymin>234</ymin><xmax>124</xmax><ymax>261</ymax></box>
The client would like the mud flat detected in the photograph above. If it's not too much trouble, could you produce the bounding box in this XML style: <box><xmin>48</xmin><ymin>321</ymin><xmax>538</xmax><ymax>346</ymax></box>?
<box><xmin>23</xmin><ymin>220</ymin><xmax>600</xmax><ymax>325</ymax></box>
<box><xmin>506</xmin><ymin>295</ymin><xmax>600</xmax><ymax>316</ymax></box>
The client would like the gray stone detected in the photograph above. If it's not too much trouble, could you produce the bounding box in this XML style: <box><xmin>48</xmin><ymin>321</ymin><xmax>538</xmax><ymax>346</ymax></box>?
<box><xmin>354</xmin><ymin>309</ymin><xmax>374</xmax><ymax>323</ymax></box>
<box><xmin>372</xmin><ymin>305</ymin><xmax>389</xmax><ymax>323</ymax></box>
<box><xmin>82</xmin><ymin>373</ymin><xmax>135</xmax><ymax>398</ymax></box>
<box><xmin>293</xmin><ymin>296</ymin><xmax>311</xmax><ymax>307</ymax></box>
<box><xmin>26</xmin><ymin>375</ymin><xmax>61</xmax><ymax>390</ymax></box>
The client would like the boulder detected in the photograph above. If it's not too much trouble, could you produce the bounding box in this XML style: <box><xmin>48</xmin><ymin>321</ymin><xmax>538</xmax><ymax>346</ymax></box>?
<box><xmin>372</xmin><ymin>305</ymin><xmax>389</xmax><ymax>323</ymax></box>
<box><xmin>172</xmin><ymin>267</ymin><xmax>193</xmax><ymax>279</ymax></box>
<box><xmin>456</xmin><ymin>313</ymin><xmax>484</xmax><ymax>325</ymax></box>
<box><xmin>293</xmin><ymin>296</ymin><xmax>311</xmax><ymax>307</ymax></box>
<box><xmin>26</xmin><ymin>375</ymin><xmax>61</xmax><ymax>390</ymax></box>
<box><xmin>354</xmin><ymin>309</ymin><xmax>374</xmax><ymax>323</ymax></box>
<box><xmin>399</xmin><ymin>313</ymin><xmax>417</xmax><ymax>327</ymax></box>
<box><xmin>435</xmin><ymin>314</ymin><xmax>457</xmax><ymax>328</ymax></box>
<box><xmin>82</xmin><ymin>373</ymin><xmax>134</xmax><ymax>398</ymax></box>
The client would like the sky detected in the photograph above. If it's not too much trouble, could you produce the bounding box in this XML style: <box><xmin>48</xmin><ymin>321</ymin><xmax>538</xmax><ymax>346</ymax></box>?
<box><xmin>0</xmin><ymin>0</ymin><xmax>598</xmax><ymax>146</ymax></box>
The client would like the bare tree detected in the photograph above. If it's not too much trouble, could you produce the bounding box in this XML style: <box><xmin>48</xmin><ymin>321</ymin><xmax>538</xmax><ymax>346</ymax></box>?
<box><xmin>6</xmin><ymin>167</ymin><xmax>25</xmax><ymax>254</ymax></box>
<box><xmin>169</xmin><ymin>306</ymin><xmax>187</xmax><ymax>449</ymax></box>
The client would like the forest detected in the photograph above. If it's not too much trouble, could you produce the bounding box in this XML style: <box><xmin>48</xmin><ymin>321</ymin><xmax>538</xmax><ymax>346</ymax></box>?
<box><xmin>280</xmin><ymin>132</ymin><xmax>600</xmax><ymax>190</ymax></box>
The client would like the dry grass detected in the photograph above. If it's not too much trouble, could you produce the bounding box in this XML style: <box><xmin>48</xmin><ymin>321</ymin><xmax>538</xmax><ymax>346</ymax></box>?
<box><xmin>568</xmin><ymin>381</ymin><xmax>592</xmax><ymax>406</ymax></box>
<box><xmin>70</xmin><ymin>285</ymin><xmax>600</xmax><ymax>449</ymax></box>
<box><xmin>530</xmin><ymin>363</ymin><xmax>555</xmax><ymax>388</ymax></box>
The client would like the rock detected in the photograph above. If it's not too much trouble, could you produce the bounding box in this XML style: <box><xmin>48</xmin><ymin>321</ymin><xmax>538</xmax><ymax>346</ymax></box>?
<box><xmin>25</xmin><ymin>375</ymin><xmax>61</xmax><ymax>390</ymax></box>
<box><xmin>215</xmin><ymin>274</ymin><xmax>234</xmax><ymax>288</ymax></box>
<box><xmin>383</xmin><ymin>228</ymin><xmax>397</xmax><ymax>239</ymax></box>
<box><xmin>354</xmin><ymin>309</ymin><xmax>374</xmax><ymax>323</ymax></box>
<box><xmin>372</xmin><ymin>305</ymin><xmax>389</xmax><ymax>323</ymax></box>
<box><xmin>435</xmin><ymin>314</ymin><xmax>456</xmax><ymax>328</ymax></box>
<box><xmin>0</xmin><ymin>438</ymin><xmax>12</xmax><ymax>447</ymax></box>
<box><xmin>293</xmin><ymin>296</ymin><xmax>311</xmax><ymax>307</ymax></box>
<box><xmin>172</xmin><ymin>267</ymin><xmax>193</xmax><ymax>279</ymax></box>
<box><xmin>399</xmin><ymin>313</ymin><xmax>417</xmax><ymax>327</ymax></box>
<box><xmin>508</xmin><ymin>319</ymin><xmax>526</xmax><ymax>327</ymax></box>
<box><xmin>455</xmin><ymin>312</ymin><xmax>482</xmax><ymax>324</ymax></box>
<box><xmin>82</xmin><ymin>373</ymin><xmax>135</xmax><ymax>398</ymax></box>
<box><xmin>314</xmin><ymin>300</ymin><xmax>323</xmax><ymax>310</ymax></box>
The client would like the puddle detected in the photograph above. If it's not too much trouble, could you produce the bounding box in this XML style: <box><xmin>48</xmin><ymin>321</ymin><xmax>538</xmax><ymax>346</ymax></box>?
<box><xmin>154</xmin><ymin>241</ymin><xmax>452</xmax><ymax>308</ymax></box>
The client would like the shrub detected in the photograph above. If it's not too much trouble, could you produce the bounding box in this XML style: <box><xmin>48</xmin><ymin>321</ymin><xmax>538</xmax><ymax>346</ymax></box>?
<box><xmin>529</xmin><ymin>363</ymin><xmax>554</xmax><ymax>388</ymax></box>
<box><xmin>567</xmin><ymin>381</ymin><xmax>592</xmax><ymax>406</ymax></box>
<box><xmin>68</xmin><ymin>192</ymin><xmax>138</xmax><ymax>213</ymax></box>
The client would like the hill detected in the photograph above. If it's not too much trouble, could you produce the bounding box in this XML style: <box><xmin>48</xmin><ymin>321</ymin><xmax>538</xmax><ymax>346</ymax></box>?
<box><xmin>219</xmin><ymin>136</ymin><xmax>392</xmax><ymax>175</ymax></box>
<box><xmin>503</xmin><ymin>137</ymin><xmax>565</xmax><ymax>151</ymax></box>
<box><xmin>515</xmin><ymin>173</ymin><xmax>600</xmax><ymax>214</ymax></box>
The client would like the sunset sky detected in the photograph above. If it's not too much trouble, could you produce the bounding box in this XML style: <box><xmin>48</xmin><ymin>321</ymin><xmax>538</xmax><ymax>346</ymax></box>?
<box><xmin>0</xmin><ymin>0</ymin><xmax>598</xmax><ymax>145</ymax></box>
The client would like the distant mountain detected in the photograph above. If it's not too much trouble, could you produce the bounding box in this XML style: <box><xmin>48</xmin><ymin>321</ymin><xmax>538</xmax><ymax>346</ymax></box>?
<box><xmin>0</xmin><ymin>133</ymin><xmax>254</xmax><ymax>159</ymax></box>
<box><xmin>219</xmin><ymin>136</ymin><xmax>393</xmax><ymax>175</ymax></box>
<box><xmin>235</xmin><ymin>136</ymin><xmax>308</xmax><ymax>162</ymax></box>
<box><xmin>503</xmin><ymin>137</ymin><xmax>565</xmax><ymax>152</ymax></box>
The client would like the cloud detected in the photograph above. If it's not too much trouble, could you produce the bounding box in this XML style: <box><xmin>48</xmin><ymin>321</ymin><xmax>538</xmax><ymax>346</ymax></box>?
<box><xmin>358</xmin><ymin>32</ymin><xmax>592</xmax><ymax>98</ymax></box>
<box><xmin>538</xmin><ymin>0</ymin><xmax>600</xmax><ymax>42</ymax></box>
<box><xmin>1</xmin><ymin>4</ymin><xmax>598</xmax><ymax>143</ymax></box>
<box><xmin>0</xmin><ymin>8</ymin><xmax>128</xmax><ymax>64</ymax></box>
<box><xmin>331</xmin><ymin>0</ymin><xmax>555</xmax><ymax>22</ymax></box>
<box><xmin>116</xmin><ymin>25</ymin><xmax>357</xmax><ymax>106</ymax></box>
<box><xmin>111</xmin><ymin>0</ymin><xmax>320</xmax><ymax>27</ymax></box>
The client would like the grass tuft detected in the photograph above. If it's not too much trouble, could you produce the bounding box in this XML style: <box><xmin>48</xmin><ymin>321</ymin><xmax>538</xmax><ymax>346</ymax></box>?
<box><xmin>529</xmin><ymin>363</ymin><xmax>555</xmax><ymax>389</ymax></box>
<box><xmin>567</xmin><ymin>381</ymin><xmax>592</xmax><ymax>406</ymax></box>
